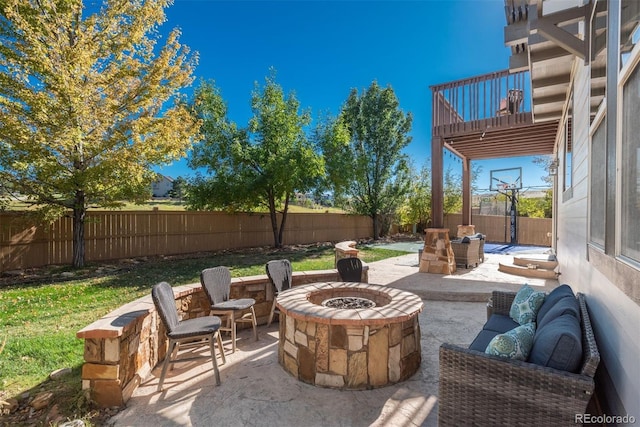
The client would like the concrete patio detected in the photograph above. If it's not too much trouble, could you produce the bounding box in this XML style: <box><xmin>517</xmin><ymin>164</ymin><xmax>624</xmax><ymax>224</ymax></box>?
<box><xmin>109</xmin><ymin>250</ymin><xmax>558</xmax><ymax>427</ymax></box>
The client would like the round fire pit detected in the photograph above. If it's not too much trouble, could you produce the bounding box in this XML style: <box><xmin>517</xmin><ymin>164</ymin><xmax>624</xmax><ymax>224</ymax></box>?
<box><xmin>321</xmin><ymin>296</ymin><xmax>376</xmax><ymax>309</ymax></box>
<box><xmin>276</xmin><ymin>282</ymin><xmax>423</xmax><ymax>390</ymax></box>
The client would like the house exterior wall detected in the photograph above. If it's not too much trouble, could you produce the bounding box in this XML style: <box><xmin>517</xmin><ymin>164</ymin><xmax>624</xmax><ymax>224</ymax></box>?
<box><xmin>555</xmin><ymin>52</ymin><xmax>640</xmax><ymax>420</ymax></box>
<box><xmin>151</xmin><ymin>175</ymin><xmax>172</xmax><ymax>197</ymax></box>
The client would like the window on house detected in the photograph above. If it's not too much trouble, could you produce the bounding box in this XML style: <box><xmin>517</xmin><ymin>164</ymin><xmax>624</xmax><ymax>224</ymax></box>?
<box><xmin>590</xmin><ymin>118</ymin><xmax>606</xmax><ymax>247</ymax></box>
<box><xmin>563</xmin><ymin>93</ymin><xmax>573</xmax><ymax>196</ymax></box>
<box><xmin>620</xmin><ymin>0</ymin><xmax>640</xmax><ymax>69</ymax></box>
<box><xmin>590</xmin><ymin>0</ymin><xmax>606</xmax><ymax>123</ymax></box>
<box><xmin>620</xmin><ymin>64</ymin><xmax>640</xmax><ymax>263</ymax></box>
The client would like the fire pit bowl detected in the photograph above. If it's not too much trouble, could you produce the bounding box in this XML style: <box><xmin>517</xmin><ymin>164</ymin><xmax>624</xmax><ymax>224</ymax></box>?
<box><xmin>276</xmin><ymin>281</ymin><xmax>423</xmax><ymax>389</ymax></box>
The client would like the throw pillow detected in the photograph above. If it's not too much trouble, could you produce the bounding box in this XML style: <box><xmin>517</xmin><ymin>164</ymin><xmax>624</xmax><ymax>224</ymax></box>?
<box><xmin>510</xmin><ymin>284</ymin><xmax>546</xmax><ymax>325</ymax></box>
<box><xmin>485</xmin><ymin>322</ymin><xmax>536</xmax><ymax>361</ymax></box>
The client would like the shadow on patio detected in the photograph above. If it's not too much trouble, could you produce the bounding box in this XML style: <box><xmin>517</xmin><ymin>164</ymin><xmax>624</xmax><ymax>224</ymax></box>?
<box><xmin>109</xmin><ymin>252</ymin><xmax>558</xmax><ymax>427</ymax></box>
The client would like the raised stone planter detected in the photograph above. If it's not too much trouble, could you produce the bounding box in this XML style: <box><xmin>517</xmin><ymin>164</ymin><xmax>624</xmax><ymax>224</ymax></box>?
<box><xmin>76</xmin><ymin>270</ymin><xmax>343</xmax><ymax>407</ymax></box>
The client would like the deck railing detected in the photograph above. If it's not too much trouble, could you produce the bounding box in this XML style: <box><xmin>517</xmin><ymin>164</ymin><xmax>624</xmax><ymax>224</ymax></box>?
<box><xmin>431</xmin><ymin>69</ymin><xmax>531</xmax><ymax>136</ymax></box>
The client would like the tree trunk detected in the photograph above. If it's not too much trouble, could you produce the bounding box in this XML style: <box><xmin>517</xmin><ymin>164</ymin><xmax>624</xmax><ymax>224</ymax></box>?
<box><xmin>277</xmin><ymin>193</ymin><xmax>290</xmax><ymax>248</ymax></box>
<box><xmin>268</xmin><ymin>193</ymin><xmax>281</xmax><ymax>248</ymax></box>
<box><xmin>72</xmin><ymin>191</ymin><xmax>86</xmax><ymax>268</ymax></box>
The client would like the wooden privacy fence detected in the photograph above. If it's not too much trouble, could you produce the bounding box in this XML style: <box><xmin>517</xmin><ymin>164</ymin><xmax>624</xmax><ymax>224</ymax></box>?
<box><xmin>444</xmin><ymin>214</ymin><xmax>552</xmax><ymax>247</ymax></box>
<box><xmin>0</xmin><ymin>211</ymin><xmax>372</xmax><ymax>273</ymax></box>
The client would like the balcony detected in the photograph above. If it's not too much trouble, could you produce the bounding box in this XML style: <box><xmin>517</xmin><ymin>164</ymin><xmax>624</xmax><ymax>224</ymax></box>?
<box><xmin>431</xmin><ymin>69</ymin><xmax>557</xmax><ymax>160</ymax></box>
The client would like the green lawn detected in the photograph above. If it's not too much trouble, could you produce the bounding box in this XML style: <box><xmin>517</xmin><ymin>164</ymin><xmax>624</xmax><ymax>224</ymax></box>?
<box><xmin>1</xmin><ymin>198</ymin><xmax>346</xmax><ymax>213</ymax></box>
<box><xmin>0</xmin><ymin>244</ymin><xmax>405</xmax><ymax>424</ymax></box>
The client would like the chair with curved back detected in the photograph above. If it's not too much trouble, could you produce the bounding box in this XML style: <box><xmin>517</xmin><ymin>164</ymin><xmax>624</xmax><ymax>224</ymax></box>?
<box><xmin>265</xmin><ymin>259</ymin><xmax>292</xmax><ymax>327</ymax></box>
<box><xmin>200</xmin><ymin>266</ymin><xmax>258</xmax><ymax>354</ymax></box>
<box><xmin>151</xmin><ymin>281</ymin><xmax>225</xmax><ymax>392</ymax></box>
<box><xmin>337</xmin><ymin>257</ymin><xmax>363</xmax><ymax>282</ymax></box>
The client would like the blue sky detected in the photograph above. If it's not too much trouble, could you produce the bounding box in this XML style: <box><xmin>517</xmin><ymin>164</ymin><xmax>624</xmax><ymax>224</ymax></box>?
<box><xmin>156</xmin><ymin>0</ymin><xmax>551</xmax><ymax>191</ymax></box>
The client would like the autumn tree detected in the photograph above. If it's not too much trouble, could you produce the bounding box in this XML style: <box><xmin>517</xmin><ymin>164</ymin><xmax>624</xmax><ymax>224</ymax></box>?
<box><xmin>320</xmin><ymin>82</ymin><xmax>412</xmax><ymax>239</ymax></box>
<box><xmin>0</xmin><ymin>0</ymin><xmax>198</xmax><ymax>267</ymax></box>
<box><xmin>187</xmin><ymin>75</ymin><xmax>324</xmax><ymax>248</ymax></box>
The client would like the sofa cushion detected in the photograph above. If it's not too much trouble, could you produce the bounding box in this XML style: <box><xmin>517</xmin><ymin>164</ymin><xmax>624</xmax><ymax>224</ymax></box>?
<box><xmin>485</xmin><ymin>322</ymin><xmax>536</xmax><ymax>361</ymax></box>
<box><xmin>537</xmin><ymin>284</ymin><xmax>575</xmax><ymax>323</ymax></box>
<box><xmin>483</xmin><ymin>314</ymin><xmax>519</xmax><ymax>334</ymax></box>
<box><xmin>469</xmin><ymin>329</ymin><xmax>500</xmax><ymax>352</ymax></box>
<box><xmin>529</xmin><ymin>314</ymin><xmax>583</xmax><ymax>373</ymax></box>
<box><xmin>537</xmin><ymin>296</ymin><xmax>580</xmax><ymax>330</ymax></box>
<box><xmin>510</xmin><ymin>284</ymin><xmax>546</xmax><ymax>325</ymax></box>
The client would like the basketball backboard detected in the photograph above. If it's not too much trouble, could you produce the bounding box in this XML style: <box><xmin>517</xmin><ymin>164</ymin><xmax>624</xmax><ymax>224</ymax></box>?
<box><xmin>490</xmin><ymin>167</ymin><xmax>523</xmax><ymax>191</ymax></box>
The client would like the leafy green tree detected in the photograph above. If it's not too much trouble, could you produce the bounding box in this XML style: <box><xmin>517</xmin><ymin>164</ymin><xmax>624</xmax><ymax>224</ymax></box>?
<box><xmin>0</xmin><ymin>0</ymin><xmax>198</xmax><ymax>267</ymax></box>
<box><xmin>517</xmin><ymin>191</ymin><xmax>553</xmax><ymax>218</ymax></box>
<box><xmin>169</xmin><ymin>176</ymin><xmax>187</xmax><ymax>200</ymax></box>
<box><xmin>187</xmin><ymin>75</ymin><xmax>324</xmax><ymax>248</ymax></box>
<box><xmin>320</xmin><ymin>81</ymin><xmax>412</xmax><ymax>238</ymax></box>
<box><xmin>533</xmin><ymin>155</ymin><xmax>554</xmax><ymax>186</ymax></box>
<box><xmin>518</xmin><ymin>197</ymin><xmax>545</xmax><ymax>218</ymax></box>
<box><xmin>398</xmin><ymin>162</ymin><xmax>431</xmax><ymax>233</ymax></box>
<box><xmin>443</xmin><ymin>166</ymin><xmax>463</xmax><ymax>215</ymax></box>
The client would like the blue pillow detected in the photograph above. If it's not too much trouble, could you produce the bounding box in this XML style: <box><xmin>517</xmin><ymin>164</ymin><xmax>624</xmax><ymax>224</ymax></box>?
<box><xmin>529</xmin><ymin>314</ymin><xmax>582</xmax><ymax>372</ymax></box>
<box><xmin>537</xmin><ymin>296</ymin><xmax>580</xmax><ymax>330</ymax></box>
<box><xmin>509</xmin><ymin>284</ymin><xmax>546</xmax><ymax>325</ymax></box>
<box><xmin>537</xmin><ymin>284</ymin><xmax>575</xmax><ymax>322</ymax></box>
<box><xmin>485</xmin><ymin>322</ymin><xmax>536</xmax><ymax>361</ymax></box>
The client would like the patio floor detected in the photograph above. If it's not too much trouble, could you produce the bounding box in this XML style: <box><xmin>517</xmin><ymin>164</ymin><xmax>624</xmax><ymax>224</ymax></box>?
<box><xmin>109</xmin><ymin>251</ymin><xmax>558</xmax><ymax>427</ymax></box>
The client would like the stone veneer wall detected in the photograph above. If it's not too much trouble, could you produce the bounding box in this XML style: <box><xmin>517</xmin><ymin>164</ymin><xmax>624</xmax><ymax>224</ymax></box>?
<box><xmin>419</xmin><ymin>228</ymin><xmax>455</xmax><ymax>274</ymax></box>
<box><xmin>76</xmin><ymin>269</ymin><xmax>358</xmax><ymax>407</ymax></box>
<box><xmin>278</xmin><ymin>314</ymin><xmax>421</xmax><ymax>389</ymax></box>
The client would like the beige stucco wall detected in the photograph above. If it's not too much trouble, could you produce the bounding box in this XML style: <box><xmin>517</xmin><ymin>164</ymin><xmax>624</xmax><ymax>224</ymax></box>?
<box><xmin>555</xmin><ymin>60</ymin><xmax>640</xmax><ymax>419</ymax></box>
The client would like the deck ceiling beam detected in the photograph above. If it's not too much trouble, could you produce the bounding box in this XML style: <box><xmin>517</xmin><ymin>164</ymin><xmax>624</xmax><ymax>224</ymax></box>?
<box><xmin>442</xmin><ymin>120</ymin><xmax>558</xmax><ymax>160</ymax></box>
<box><xmin>531</xmin><ymin>73</ymin><xmax>571</xmax><ymax>89</ymax></box>
<box><xmin>529</xmin><ymin>4</ymin><xmax>588</xmax><ymax>60</ymax></box>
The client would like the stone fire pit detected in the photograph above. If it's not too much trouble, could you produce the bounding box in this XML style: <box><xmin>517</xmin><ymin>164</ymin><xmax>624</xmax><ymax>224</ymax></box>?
<box><xmin>276</xmin><ymin>281</ymin><xmax>423</xmax><ymax>389</ymax></box>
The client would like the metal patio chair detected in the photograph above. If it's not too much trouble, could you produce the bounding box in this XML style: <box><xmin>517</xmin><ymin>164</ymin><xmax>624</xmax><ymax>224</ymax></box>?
<box><xmin>266</xmin><ymin>259</ymin><xmax>292</xmax><ymax>327</ymax></box>
<box><xmin>336</xmin><ymin>257</ymin><xmax>363</xmax><ymax>282</ymax></box>
<box><xmin>151</xmin><ymin>281</ymin><xmax>225</xmax><ymax>392</ymax></box>
<box><xmin>200</xmin><ymin>266</ymin><xmax>258</xmax><ymax>353</ymax></box>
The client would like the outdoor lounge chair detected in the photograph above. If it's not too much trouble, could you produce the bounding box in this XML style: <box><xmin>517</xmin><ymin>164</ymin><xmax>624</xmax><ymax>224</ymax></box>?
<box><xmin>266</xmin><ymin>259</ymin><xmax>292</xmax><ymax>326</ymax></box>
<box><xmin>151</xmin><ymin>281</ymin><xmax>225</xmax><ymax>392</ymax></box>
<box><xmin>450</xmin><ymin>237</ymin><xmax>481</xmax><ymax>268</ymax></box>
<box><xmin>201</xmin><ymin>266</ymin><xmax>258</xmax><ymax>354</ymax></box>
<box><xmin>497</xmin><ymin>89</ymin><xmax>523</xmax><ymax>115</ymax></box>
<box><xmin>337</xmin><ymin>257</ymin><xmax>363</xmax><ymax>282</ymax></box>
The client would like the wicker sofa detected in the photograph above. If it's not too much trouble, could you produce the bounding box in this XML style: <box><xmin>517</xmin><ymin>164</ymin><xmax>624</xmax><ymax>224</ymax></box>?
<box><xmin>439</xmin><ymin>286</ymin><xmax>600</xmax><ymax>426</ymax></box>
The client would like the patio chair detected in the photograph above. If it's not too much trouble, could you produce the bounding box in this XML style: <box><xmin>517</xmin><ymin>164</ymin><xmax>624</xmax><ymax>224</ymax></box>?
<box><xmin>470</xmin><ymin>233</ymin><xmax>486</xmax><ymax>262</ymax></box>
<box><xmin>497</xmin><ymin>89</ymin><xmax>523</xmax><ymax>115</ymax></box>
<box><xmin>450</xmin><ymin>237</ymin><xmax>481</xmax><ymax>268</ymax></box>
<box><xmin>266</xmin><ymin>259</ymin><xmax>292</xmax><ymax>327</ymax></box>
<box><xmin>337</xmin><ymin>257</ymin><xmax>363</xmax><ymax>282</ymax></box>
<box><xmin>200</xmin><ymin>266</ymin><xmax>258</xmax><ymax>354</ymax></box>
<box><xmin>151</xmin><ymin>281</ymin><xmax>225</xmax><ymax>392</ymax></box>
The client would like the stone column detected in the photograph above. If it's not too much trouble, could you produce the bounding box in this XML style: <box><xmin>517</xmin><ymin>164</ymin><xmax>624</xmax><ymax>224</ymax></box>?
<box><xmin>456</xmin><ymin>224</ymin><xmax>476</xmax><ymax>238</ymax></box>
<box><xmin>419</xmin><ymin>228</ymin><xmax>455</xmax><ymax>274</ymax></box>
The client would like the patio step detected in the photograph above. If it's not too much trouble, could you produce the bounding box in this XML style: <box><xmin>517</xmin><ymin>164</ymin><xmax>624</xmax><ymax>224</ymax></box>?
<box><xmin>513</xmin><ymin>256</ymin><xmax>558</xmax><ymax>270</ymax></box>
<box><xmin>498</xmin><ymin>262</ymin><xmax>558</xmax><ymax>279</ymax></box>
